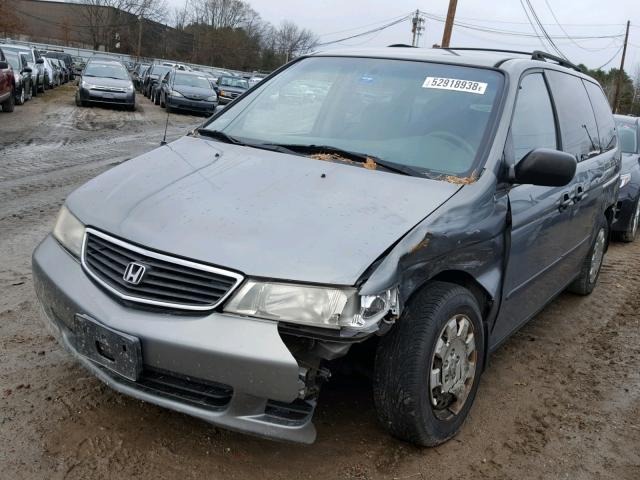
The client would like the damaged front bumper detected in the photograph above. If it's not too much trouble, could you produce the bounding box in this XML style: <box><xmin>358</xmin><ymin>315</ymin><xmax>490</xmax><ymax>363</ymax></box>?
<box><xmin>32</xmin><ymin>235</ymin><xmax>317</xmax><ymax>443</ymax></box>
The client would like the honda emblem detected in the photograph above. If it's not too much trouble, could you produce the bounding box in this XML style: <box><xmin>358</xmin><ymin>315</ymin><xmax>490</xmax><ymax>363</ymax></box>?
<box><xmin>123</xmin><ymin>262</ymin><xmax>146</xmax><ymax>285</ymax></box>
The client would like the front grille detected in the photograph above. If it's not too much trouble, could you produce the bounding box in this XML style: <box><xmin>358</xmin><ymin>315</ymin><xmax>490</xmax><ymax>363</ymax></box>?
<box><xmin>139</xmin><ymin>368</ymin><xmax>233</xmax><ymax>409</ymax></box>
<box><xmin>91</xmin><ymin>86</ymin><xmax>126</xmax><ymax>92</ymax></box>
<box><xmin>82</xmin><ymin>229</ymin><xmax>243</xmax><ymax>311</ymax></box>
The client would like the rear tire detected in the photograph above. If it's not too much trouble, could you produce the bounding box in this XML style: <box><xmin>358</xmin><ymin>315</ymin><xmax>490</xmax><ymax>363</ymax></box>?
<box><xmin>567</xmin><ymin>218</ymin><xmax>608</xmax><ymax>295</ymax></box>
<box><xmin>1</xmin><ymin>89</ymin><xmax>16</xmax><ymax>112</ymax></box>
<box><xmin>154</xmin><ymin>90</ymin><xmax>160</xmax><ymax>105</ymax></box>
<box><xmin>373</xmin><ymin>281</ymin><xmax>484</xmax><ymax>446</ymax></box>
<box><xmin>16</xmin><ymin>87</ymin><xmax>25</xmax><ymax>105</ymax></box>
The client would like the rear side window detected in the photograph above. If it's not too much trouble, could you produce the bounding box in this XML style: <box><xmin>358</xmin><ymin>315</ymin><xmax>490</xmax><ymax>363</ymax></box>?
<box><xmin>511</xmin><ymin>73</ymin><xmax>557</xmax><ymax>162</ymax></box>
<box><xmin>617</xmin><ymin>122</ymin><xmax>638</xmax><ymax>153</ymax></box>
<box><xmin>546</xmin><ymin>71</ymin><xmax>600</xmax><ymax>160</ymax></box>
<box><xmin>583</xmin><ymin>81</ymin><xmax>616</xmax><ymax>151</ymax></box>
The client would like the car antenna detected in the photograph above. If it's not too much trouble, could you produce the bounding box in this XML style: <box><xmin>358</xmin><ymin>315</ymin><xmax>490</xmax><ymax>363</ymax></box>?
<box><xmin>160</xmin><ymin>66</ymin><xmax>177</xmax><ymax>146</ymax></box>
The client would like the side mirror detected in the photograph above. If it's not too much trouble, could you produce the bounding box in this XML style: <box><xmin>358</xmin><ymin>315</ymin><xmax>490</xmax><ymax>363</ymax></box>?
<box><xmin>511</xmin><ymin>148</ymin><xmax>577</xmax><ymax>187</ymax></box>
<box><xmin>162</xmin><ymin>78</ymin><xmax>168</xmax><ymax>83</ymax></box>
<box><xmin>0</xmin><ymin>61</ymin><xmax>7</xmax><ymax>69</ymax></box>
<box><xmin>22</xmin><ymin>67</ymin><xmax>32</xmax><ymax>73</ymax></box>
<box><xmin>36</xmin><ymin>58</ymin><xmax>44</xmax><ymax>64</ymax></box>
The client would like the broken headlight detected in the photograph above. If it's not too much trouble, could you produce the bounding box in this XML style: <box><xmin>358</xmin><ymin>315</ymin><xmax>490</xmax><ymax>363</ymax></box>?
<box><xmin>52</xmin><ymin>205</ymin><xmax>85</xmax><ymax>258</ymax></box>
<box><xmin>225</xmin><ymin>280</ymin><xmax>398</xmax><ymax>332</ymax></box>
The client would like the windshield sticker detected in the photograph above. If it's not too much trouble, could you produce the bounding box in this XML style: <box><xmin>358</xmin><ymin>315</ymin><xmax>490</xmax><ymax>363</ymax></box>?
<box><xmin>422</xmin><ymin>77</ymin><xmax>488</xmax><ymax>94</ymax></box>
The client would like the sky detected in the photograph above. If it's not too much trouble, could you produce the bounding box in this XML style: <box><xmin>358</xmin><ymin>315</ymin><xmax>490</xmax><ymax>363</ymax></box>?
<box><xmin>171</xmin><ymin>0</ymin><xmax>640</xmax><ymax>73</ymax></box>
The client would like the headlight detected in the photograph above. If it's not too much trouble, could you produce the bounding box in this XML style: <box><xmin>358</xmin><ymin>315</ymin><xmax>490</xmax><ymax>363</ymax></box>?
<box><xmin>620</xmin><ymin>173</ymin><xmax>632</xmax><ymax>188</ymax></box>
<box><xmin>225</xmin><ymin>280</ymin><xmax>399</xmax><ymax>331</ymax></box>
<box><xmin>81</xmin><ymin>80</ymin><xmax>96</xmax><ymax>89</ymax></box>
<box><xmin>225</xmin><ymin>280</ymin><xmax>355</xmax><ymax>329</ymax></box>
<box><xmin>127</xmin><ymin>84</ymin><xmax>134</xmax><ymax>91</ymax></box>
<box><xmin>52</xmin><ymin>206</ymin><xmax>85</xmax><ymax>258</ymax></box>
<box><xmin>170</xmin><ymin>90</ymin><xmax>183</xmax><ymax>97</ymax></box>
<box><xmin>206</xmin><ymin>94</ymin><xmax>217</xmax><ymax>101</ymax></box>
<box><xmin>219</xmin><ymin>89</ymin><xmax>228</xmax><ymax>97</ymax></box>
<box><xmin>341</xmin><ymin>288</ymin><xmax>399</xmax><ymax>331</ymax></box>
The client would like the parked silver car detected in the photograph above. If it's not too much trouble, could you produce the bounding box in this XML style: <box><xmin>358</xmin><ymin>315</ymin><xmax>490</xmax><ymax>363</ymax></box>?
<box><xmin>33</xmin><ymin>47</ymin><xmax>619</xmax><ymax>446</ymax></box>
<box><xmin>0</xmin><ymin>44</ymin><xmax>46</xmax><ymax>94</ymax></box>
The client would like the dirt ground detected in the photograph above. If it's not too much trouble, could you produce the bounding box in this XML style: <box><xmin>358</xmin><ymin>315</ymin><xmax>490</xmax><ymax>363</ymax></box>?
<box><xmin>1</xmin><ymin>84</ymin><xmax>639</xmax><ymax>480</ymax></box>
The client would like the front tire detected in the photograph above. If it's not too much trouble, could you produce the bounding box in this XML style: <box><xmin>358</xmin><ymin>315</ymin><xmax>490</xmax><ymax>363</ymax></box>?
<box><xmin>373</xmin><ymin>281</ymin><xmax>485</xmax><ymax>446</ymax></box>
<box><xmin>567</xmin><ymin>218</ymin><xmax>608</xmax><ymax>295</ymax></box>
<box><xmin>616</xmin><ymin>198</ymin><xmax>640</xmax><ymax>243</ymax></box>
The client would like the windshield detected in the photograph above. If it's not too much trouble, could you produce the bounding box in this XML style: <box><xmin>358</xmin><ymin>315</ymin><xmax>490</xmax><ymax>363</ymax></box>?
<box><xmin>219</xmin><ymin>77</ymin><xmax>249</xmax><ymax>89</ymax></box>
<box><xmin>5</xmin><ymin>52</ymin><xmax>21</xmax><ymax>71</ymax></box>
<box><xmin>84</xmin><ymin>63</ymin><xmax>129</xmax><ymax>80</ymax></box>
<box><xmin>174</xmin><ymin>73</ymin><xmax>212</xmax><ymax>89</ymax></box>
<box><xmin>203</xmin><ymin>57</ymin><xmax>503</xmax><ymax>177</ymax></box>
<box><xmin>617</xmin><ymin>122</ymin><xmax>638</xmax><ymax>153</ymax></box>
<box><xmin>151</xmin><ymin>65</ymin><xmax>171</xmax><ymax>77</ymax></box>
<box><xmin>2</xmin><ymin>46</ymin><xmax>33</xmax><ymax>63</ymax></box>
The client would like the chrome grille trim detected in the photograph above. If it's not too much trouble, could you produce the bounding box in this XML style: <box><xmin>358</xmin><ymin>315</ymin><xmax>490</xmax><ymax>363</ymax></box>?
<box><xmin>81</xmin><ymin>228</ymin><xmax>244</xmax><ymax>311</ymax></box>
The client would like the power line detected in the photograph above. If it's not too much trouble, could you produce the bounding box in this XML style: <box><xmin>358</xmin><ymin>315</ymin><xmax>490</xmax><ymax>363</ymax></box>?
<box><xmin>523</xmin><ymin>0</ymin><xmax>567</xmax><ymax>58</ymax></box>
<box><xmin>316</xmin><ymin>14</ymin><xmax>412</xmax><ymax>47</ymax></box>
<box><xmin>318</xmin><ymin>12</ymin><xmax>414</xmax><ymax>38</ymax></box>
<box><xmin>596</xmin><ymin>44</ymin><xmax>624</xmax><ymax>69</ymax></box>
<box><xmin>517</xmin><ymin>0</ymin><xmax>546</xmax><ymax>50</ymax></box>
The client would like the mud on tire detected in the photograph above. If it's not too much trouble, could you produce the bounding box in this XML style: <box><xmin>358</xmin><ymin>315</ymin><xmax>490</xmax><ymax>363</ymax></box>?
<box><xmin>567</xmin><ymin>218</ymin><xmax>608</xmax><ymax>296</ymax></box>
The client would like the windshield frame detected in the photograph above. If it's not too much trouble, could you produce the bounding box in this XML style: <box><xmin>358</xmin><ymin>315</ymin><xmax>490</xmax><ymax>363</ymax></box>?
<box><xmin>200</xmin><ymin>54</ymin><xmax>507</xmax><ymax>179</ymax></box>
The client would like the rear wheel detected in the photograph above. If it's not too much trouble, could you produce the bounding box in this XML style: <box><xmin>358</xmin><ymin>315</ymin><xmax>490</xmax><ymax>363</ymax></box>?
<box><xmin>32</xmin><ymin>78</ymin><xmax>38</xmax><ymax>97</ymax></box>
<box><xmin>373</xmin><ymin>281</ymin><xmax>484</xmax><ymax>446</ymax></box>
<box><xmin>568</xmin><ymin>219</ymin><xmax>608</xmax><ymax>295</ymax></box>
<box><xmin>16</xmin><ymin>87</ymin><xmax>25</xmax><ymax>105</ymax></box>
<box><xmin>1</xmin><ymin>89</ymin><xmax>16</xmax><ymax>112</ymax></box>
<box><xmin>154</xmin><ymin>90</ymin><xmax>160</xmax><ymax>105</ymax></box>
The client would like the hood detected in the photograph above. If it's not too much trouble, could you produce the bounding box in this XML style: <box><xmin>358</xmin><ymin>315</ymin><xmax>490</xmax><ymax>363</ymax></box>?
<box><xmin>67</xmin><ymin>136</ymin><xmax>460</xmax><ymax>285</ymax></box>
<box><xmin>84</xmin><ymin>76</ymin><xmax>132</xmax><ymax>89</ymax></box>
<box><xmin>174</xmin><ymin>85</ymin><xmax>214</xmax><ymax>100</ymax></box>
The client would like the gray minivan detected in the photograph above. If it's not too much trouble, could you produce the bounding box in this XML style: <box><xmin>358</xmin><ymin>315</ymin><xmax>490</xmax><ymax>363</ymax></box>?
<box><xmin>33</xmin><ymin>47</ymin><xmax>620</xmax><ymax>446</ymax></box>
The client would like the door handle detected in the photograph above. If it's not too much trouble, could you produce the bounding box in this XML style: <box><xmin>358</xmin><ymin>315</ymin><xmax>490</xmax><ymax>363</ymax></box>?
<box><xmin>559</xmin><ymin>192</ymin><xmax>573</xmax><ymax>211</ymax></box>
<box><xmin>574</xmin><ymin>185</ymin><xmax>585</xmax><ymax>202</ymax></box>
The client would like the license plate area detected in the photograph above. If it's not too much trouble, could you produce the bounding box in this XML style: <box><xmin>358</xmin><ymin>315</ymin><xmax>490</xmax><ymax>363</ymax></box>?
<box><xmin>74</xmin><ymin>314</ymin><xmax>142</xmax><ymax>381</ymax></box>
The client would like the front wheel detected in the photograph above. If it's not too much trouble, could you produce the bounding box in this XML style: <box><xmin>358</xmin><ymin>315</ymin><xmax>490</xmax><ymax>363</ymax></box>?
<box><xmin>373</xmin><ymin>281</ymin><xmax>484</xmax><ymax>446</ymax></box>
<box><xmin>617</xmin><ymin>198</ymin><xmax>640</xmax><ymax>243</ymax></box>
<box><xmin>567</xmin><ymin>219</ymin><xmax>608</xmax><ymax>295</ymax></box>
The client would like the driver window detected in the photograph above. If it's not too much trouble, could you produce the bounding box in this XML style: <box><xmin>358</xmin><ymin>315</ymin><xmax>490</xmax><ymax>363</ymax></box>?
<box><xmin>511</xmin><ymin>73</ymin><xmax>558</xmax><ymax>163</ymax></box>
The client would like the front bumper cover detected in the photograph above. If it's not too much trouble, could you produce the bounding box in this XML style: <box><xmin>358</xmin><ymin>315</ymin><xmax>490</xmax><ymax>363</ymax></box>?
<box><xmin>32</xmin><ymin>235</ymin><xmax>316</xmax><ymax>443</ymax></box>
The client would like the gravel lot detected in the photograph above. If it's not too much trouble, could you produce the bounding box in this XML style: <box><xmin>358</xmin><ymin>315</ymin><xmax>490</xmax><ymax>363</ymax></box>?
<box><xmin>1</xmin><ymin>85</ymin><xmax>639</xmax><ymax>480</ymax></box>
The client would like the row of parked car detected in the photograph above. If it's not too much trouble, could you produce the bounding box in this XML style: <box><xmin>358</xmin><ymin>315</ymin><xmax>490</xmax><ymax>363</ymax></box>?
<box><xmin>134</xmin><ymin>61</ymin><xmax>261</xmax><ymax>115</ymax></box>
<box><xmin>71</xmin><ymin>56</ymin><xmax>265</xmax><ymax>116</ymax></box>
<box><xmin>0</xmin><ymin>43</ymin><xmax>83</xmax><ymax>112</ymax></box>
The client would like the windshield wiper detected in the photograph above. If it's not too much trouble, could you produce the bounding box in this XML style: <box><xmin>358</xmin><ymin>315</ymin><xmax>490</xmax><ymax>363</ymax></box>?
<box><xmin>261</xmin><ymin>143</ymin><xmax>421</xmax><ymax>176</ymax></box>
<box><xmin>196</xmin><ymin>129</ymin><xmax>244</xmax><ymax>145</ymax></box>
<box><xmin>196</xmin><ymin>130</ymin><xmax>301</xmax><ymax>156</ymax></box>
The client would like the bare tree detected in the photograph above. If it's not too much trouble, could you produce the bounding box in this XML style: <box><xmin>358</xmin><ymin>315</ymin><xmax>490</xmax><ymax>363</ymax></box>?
<box><xmin>275</xmin><ymin>20</ymin><xmax>318</xmax><ymax>62</ymax></box>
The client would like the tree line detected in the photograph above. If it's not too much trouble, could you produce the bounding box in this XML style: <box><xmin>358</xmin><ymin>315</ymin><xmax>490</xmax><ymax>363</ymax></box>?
<box><xmin>74</xmin><ymin>0</ymin><xmax>318</xmax><ymax>72</ymax></box>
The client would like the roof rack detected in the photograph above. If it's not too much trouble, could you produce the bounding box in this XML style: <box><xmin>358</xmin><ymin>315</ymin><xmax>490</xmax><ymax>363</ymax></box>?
<box><xmin>437</xmin><ymin>47</ymin><xmax>582</xmax><ymax>72</ymax></box>
<box><xmin>530</xmin><ymin>50</ymin><xmax>581</xmax><ymax>72</ymax></box>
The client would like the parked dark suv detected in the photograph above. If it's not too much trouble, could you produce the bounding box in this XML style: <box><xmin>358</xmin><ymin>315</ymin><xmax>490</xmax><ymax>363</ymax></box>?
<box><xmin>33</xmin><ymin>48</ymin><xmax>620</xmax><ymax>446</ymax></box>
<box><xmin>612</xmin><ymin>115</ymin><xmax>640</xmax><ymax>241</ymax></box>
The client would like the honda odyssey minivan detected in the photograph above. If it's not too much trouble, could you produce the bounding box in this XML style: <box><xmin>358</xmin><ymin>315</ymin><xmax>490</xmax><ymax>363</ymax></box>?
<box><xmin>33</xmin><ymin>47</ymin><xmax>620</xmax><ymax>446</ymax></box>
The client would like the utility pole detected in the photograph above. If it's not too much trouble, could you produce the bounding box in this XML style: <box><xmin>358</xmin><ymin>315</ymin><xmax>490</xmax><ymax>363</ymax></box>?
<box><xmin>612</xmin><ymin>20</ymin><xmax>630</xmax><ymax>114</ymax></box>
<box><xmin>137</xmin><ymin>15</ymin><xmax>143</xmax><ymax>61</ymax></box>
<box><xmin>441</xmin><ymin>0</ymin><xmax>458</xmax><ymax>48</ymax></box>
<box><xmin>411</xmin><ymin>10</ymin><xmax>424</xmax><ymax>47</ymax></box>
